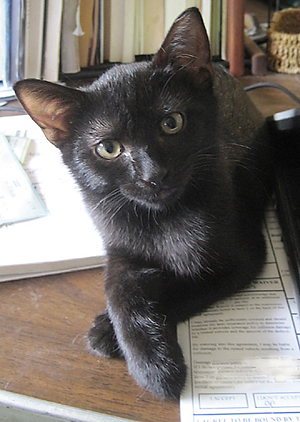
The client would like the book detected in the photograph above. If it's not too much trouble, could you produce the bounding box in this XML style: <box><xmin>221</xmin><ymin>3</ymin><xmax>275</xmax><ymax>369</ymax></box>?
<box><xmin>9</xmin><ymin>0</ymin><xmax>25</xmax><ymax>84</ymax></box>
<box><xmin>221</xmin><ymin>0</ymin><xmax>228</xmax><ymax>60</ymax></box>
<box><xmin>134</xmin><ymin>0</ymin><xmax>144</xmax><ymax>56</ymax></box>
<box><xmin>42</xmin><ymin>0</ymin><xmax>63</xmax><ymax>81</ymax></box>
<box><xmin>78</xmin><ymin>0</ymin><xmax>94</xmax><ymax>67</ymax></box>
<box><xmin>0</xmin><ymin>0</ymin><xmax>5</xmax><ymax>82</ymax></box>
<box><xmin>0</xmin><ymin>115</ymin><xmax>106</xmax><ymax>282</ymax></box>
<box><xmin>2</xmin><ymin>0</ymin><xmax>228</xmax><ymax>85</ymax></box>
<box><xmin>60</xmin><ymin>0</ymin><xmax>81</xmax><ymax>74</ymax></box>
<box><xmin>142</xmin><ymin>0</ymin><xmax>164</xmax><ymax>55</ymax></box>
<box><xmin>108</xmin><ymin>0</ymin><xmax>125</xmax><ymax>62</ymax></box>
<box><xmin>105</xmin><ymin>0</ymin><xmax>135</xmax><ymax>63</ymax></box>
<box><xmin>209</xmin><ymin>0</ymin><xmax>222</xmax><ymax>57</ymax></box>
<box><xmin>89</xmin><ymin>0</ymin><xmax>101</xmax><ymax>66</ymax></box>
<box><xmin>24</xmin><ymin>0</ymin><xmax>45</xmax><ymax>79</ymax></box>
<box><xmin>122</xmin><ymin>0</ymin><xmax>135</xmax><ymax>63</ymax></box>
<box><xmin>0</xmin><ymin>1</ymin><xmax>13</xmax><ymax>97</ymax></box>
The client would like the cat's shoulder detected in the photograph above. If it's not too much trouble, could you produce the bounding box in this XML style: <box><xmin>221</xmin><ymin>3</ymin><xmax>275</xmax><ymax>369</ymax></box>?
<box><xmin>212</xmin><ymin>63</ymin><xmax>264</xmax><ymax>129</ymax></box>
<box><xmin>212</xmin><ymin>63</ymin><xmax>249</xmax><ymax>102</ymax></box>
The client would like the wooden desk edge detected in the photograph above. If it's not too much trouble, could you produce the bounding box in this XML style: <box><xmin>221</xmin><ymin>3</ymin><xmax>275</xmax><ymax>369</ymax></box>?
<box><xmin>0</xmin><ymin>390</ymin><xmax>134</xmax><ymax>422</ymax></box>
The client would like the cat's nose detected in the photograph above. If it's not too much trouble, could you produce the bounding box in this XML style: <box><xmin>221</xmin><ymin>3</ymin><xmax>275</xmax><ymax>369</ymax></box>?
<box><xmin>145</xmin><ymin>170</ymin><xmax>169</xmax><ymax>193</ymax></box>
<box><xmin>149</xmin><ymin>180</ymin><xmax>160</xmax><ymax>192</ymax></box>
<box><xmin>142</xmin><ymin>178</ymin><xmax>162</xmax><ymax>193</ymax></box>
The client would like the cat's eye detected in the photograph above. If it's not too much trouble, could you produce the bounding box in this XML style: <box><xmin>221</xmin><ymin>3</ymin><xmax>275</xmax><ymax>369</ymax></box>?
<box><xmin>95</xmin><ymin>140</ymin><xmax>123</xmax><ymax>160</ymax></box>
<box><xmin>161</xmin><ymin>113</ymin><xmax>184</xmax><ymax>135</ymax></box>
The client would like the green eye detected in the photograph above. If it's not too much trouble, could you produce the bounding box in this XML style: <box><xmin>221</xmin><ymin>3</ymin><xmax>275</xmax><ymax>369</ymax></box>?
<box><xmin>161</xmin><ymin>113</ymin><xmax>184</xmax><ymax>135</ymax></box>
<box><xmin>95</xmin><ymin>140</ymin><xmax>123</xmax><ymax>160</ymax></box>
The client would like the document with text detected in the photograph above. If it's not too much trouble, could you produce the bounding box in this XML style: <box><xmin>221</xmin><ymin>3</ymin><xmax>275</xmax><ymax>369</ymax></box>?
<box><xmin>179</xmin><ymin>209</ymin><xmax>300</xmax><ymax>422</ymax></box>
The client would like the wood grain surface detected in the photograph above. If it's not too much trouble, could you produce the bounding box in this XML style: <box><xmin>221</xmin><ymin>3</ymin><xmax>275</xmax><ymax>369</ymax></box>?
<box><xmin>0</xmin><ymin>269</ymin><xmax>179</xmax><ymax>421</ymax></box>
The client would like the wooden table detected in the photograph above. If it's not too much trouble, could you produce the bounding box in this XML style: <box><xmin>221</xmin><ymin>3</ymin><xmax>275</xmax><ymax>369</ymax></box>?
<box><xmin>1</xmin><ymin>72</ymin><xmax>300</xmax><ymax>422</ymax></box>
<box><xmin>0</xmin><ymin>269</ymin><xmax>177</xmax><ymax>421</ymax></box>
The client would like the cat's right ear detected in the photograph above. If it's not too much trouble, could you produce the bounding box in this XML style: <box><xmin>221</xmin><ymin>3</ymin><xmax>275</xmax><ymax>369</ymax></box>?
<box><xmin>14</xmin><ymin>79</ymin><xmax>86</xmax><ymax>147</ymax></box>
<box><xmin>153</xmin><ymin>7</ymin><xmax>214</xmax><ymax>81</ymax></box>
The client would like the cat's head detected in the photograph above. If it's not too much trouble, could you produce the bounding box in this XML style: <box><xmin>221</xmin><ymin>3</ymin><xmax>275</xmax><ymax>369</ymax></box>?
<box><xmin>14</xmin><ymin>8</ymin><xmax>217</xmax><ymax>211</ymax></box>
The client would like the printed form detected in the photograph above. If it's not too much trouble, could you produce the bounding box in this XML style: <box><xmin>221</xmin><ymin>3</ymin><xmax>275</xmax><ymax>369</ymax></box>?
<box><xmin>179</xmin><ymin>209</ymin><xmax>300</xmax><ymax>422</ymax></box>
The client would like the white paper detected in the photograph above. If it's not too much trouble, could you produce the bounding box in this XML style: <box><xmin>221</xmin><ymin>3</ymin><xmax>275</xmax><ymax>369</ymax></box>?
<box><xmin>0</xmin><ymin>115</ymin><xmax>106</xmax><ymax>281</ymax></box>
<box><xmin>179</xmin><ymin>209</ymin><xmax>300</xmax><ymax>421</ymax></box>
<box><xmin>7</xmin><ymin>131</ymin><xmax>32</xmax><ymax>163</ymax></box>
<box><xmin>0</xmin><ymin>133</ymin><xmax>47</xmax><ymax>225</ymax></box>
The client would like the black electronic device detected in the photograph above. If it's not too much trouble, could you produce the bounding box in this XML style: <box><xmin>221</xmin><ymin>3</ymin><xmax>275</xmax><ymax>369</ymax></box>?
<box><xmin>267</xmin><ymin>108</ymin><xmax>300</xmax><ymax>297</ymax></box>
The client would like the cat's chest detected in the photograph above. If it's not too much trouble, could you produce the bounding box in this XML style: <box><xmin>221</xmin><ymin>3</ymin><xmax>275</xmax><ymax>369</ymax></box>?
<box><xmin>103</xmin><ymin>210</ymin><xmax>212</xmax><ymax>277</ymax></box>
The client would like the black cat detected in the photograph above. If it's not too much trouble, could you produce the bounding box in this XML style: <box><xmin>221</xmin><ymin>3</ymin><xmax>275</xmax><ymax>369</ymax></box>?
<box><xmin>14</xmin><ymin>8</ymin><xmax>273</xmax><ymax>400</ymax></box>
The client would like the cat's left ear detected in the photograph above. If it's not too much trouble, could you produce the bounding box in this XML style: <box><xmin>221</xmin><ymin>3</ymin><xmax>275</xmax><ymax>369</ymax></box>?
<box><xmin>153</xmin><ymin>7</ymin><xmax>214</xmax><ymax>80</ymax></box>
<box><xmin>14</xmin><ymin>79</ymin><xmax>86</xmax><ymax>147</ymax></box>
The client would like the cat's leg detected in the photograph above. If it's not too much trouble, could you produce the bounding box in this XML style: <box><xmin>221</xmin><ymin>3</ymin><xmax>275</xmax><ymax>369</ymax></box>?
<box><xmin>104</xmin><ymin>257</ymin><xmax>186</xmax><ymax>400</ymax></box>
<box><xmin>88</xmin><ymin>309</ymin><xmax>123</xmax><ymax>358</ymax></box>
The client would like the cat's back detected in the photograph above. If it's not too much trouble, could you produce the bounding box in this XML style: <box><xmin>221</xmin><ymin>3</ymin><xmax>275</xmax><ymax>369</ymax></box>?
<box><xmin>212</xmin><ymin>64</ymin><xmax>266</xmax><ymax>145</ymax></box>
<box><xmin>212</xmin><ymin>64</ymin><xmax>273</xmax><ymax>208</ymax></box>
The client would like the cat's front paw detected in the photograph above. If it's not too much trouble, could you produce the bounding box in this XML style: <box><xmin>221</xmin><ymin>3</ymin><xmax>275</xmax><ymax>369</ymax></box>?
<box><xmin>128</xmin><ymin>343</ymin><xmax>187</xmax><ymax>400</ymax></box>
<box><xmin>87</xmin><ymin>311</ymin><xmax>123</xmax><ymax>358</ymax></box>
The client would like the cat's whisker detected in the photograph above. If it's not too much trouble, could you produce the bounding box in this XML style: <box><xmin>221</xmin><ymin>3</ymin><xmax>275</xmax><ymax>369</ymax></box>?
<box><xmin>108</xmin><ymin>201</ymin><xmax>128</xmax><ymax>221</ymax></box>
<box><xmin>92</xmin><ymin>189</ymin><xmax>122</xmax><ymax>212</ymax></box>
<box><xmin>92</xmin><ymin>189</ymin><xmax>127</xmax><ymax>219</ymax></box>
<box><xmin>152</xmin><ymin>210</ymin><xmax>161</xmax><ymax>228</ymax></box>
<box><xmin>146</xmin><ymin>207</ymin><xmax>152</xmax><ymax>227</ymax></box>
<box><xmin>101</xmin><ymin>195</ymin><xmax>130</xmax><ymax>224</ymax></box>
<box><xmin>133</xmin><ymin>203</ymin><xmax>139</xmax><ymax>219</ymax></box>
<box><xmin>227</xmin><ymin>142</ymin><xmax>252</xmax><ymax>150</ymax></box>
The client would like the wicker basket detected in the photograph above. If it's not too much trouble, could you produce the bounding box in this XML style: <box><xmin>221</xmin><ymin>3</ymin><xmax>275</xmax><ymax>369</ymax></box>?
<box><xmin>267</xmin><ymin>8</ymin><xmax>300</xmax><ymax>74</ymax></box>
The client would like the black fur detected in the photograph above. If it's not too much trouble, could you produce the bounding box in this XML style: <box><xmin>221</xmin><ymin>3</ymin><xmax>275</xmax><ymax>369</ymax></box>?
<box><xmin>14</xmin><ymin>8</ymin><xmax>273</xmax><ymax>399</ymax></box>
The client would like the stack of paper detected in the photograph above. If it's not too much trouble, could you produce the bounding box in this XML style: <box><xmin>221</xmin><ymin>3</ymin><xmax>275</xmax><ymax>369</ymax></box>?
<box><xmin>0</xmin><ymin>115</ymin><xmax>106</xmax><ymax>282</ymax></box>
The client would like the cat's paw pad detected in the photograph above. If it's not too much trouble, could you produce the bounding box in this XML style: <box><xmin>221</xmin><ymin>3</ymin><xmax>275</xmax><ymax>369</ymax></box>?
<box><xmin>87</xmin><ymin>312</ymin><xmax>123</xmax><ymax>358</ymax></box>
